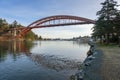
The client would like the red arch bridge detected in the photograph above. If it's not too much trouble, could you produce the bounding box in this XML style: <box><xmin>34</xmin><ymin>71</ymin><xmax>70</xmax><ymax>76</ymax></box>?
<box><xmin>15</xmin><ymin>15</ymin><xmax>95</xmax><ymax>38</ymax></box>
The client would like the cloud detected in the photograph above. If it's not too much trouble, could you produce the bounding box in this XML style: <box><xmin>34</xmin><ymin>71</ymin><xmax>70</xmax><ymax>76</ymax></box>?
<box><xmin>0</xmin><ymin>0</ymin><xmax>99</xmax><ymax>25</ymax></box>
<box><xmin>32</xmin><ymin>24</ymin><xmax>93</xmax><ymax>38</ymax></box>
<box><xmin>2</xmin><ymin>0</ymin><xmax>119</xmax><ymax>38</ymax></box>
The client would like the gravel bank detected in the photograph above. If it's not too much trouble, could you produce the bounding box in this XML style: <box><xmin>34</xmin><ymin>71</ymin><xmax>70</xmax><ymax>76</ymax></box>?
<box><xmin>83</xmin><ymin>49</ymin><xmax>103</xmax><ymax>80</ymax></box>
<box><xmin>74</xmin><ymin>41</ymin><xmax>103</xmax><ymax>80</ymax></box>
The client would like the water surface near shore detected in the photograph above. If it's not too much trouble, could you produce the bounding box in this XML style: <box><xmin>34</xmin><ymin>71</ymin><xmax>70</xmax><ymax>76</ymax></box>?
<box><xmin>0</xmin><ymin>41</ymin><xmax>90</xmax><ymax>80</ymax></box>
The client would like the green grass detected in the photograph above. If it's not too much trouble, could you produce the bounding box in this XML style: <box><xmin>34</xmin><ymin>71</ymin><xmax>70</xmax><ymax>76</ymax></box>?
<box><xmin>96</xmin><ymin>42</ymin><xmax>119</xmax><ymax>48</ymax></box>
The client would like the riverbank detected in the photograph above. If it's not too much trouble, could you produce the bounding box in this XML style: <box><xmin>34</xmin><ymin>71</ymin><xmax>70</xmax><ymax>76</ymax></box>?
<box><xmin>73</xmin><ymin>41</ymin><xmax>103</xmax><ymax>80</ymax></box>
<box><xmin>74</xmin><ymin>42</ymin><xmax>120</xmax><ymax>80</ymax></box>
<box><xmin>83</xmin><ymin>44</ymin><xmax>120</xmax><ymax>80</ymax></box>
<box><xmin>82</xmin><ymin>42</ymin><xmax>103</xmax><ymax>80</ymax></box>
<box><xmin>83</xmin><ymin>49</ymin><xmax>103</xmax><ymax>80</ymax></box>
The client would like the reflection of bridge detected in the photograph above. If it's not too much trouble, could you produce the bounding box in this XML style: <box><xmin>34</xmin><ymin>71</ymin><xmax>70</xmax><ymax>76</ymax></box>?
<box><xmin>15</xmin><ymin>15</ymin><xmax>95</xmax><ymax>38</ymax></box>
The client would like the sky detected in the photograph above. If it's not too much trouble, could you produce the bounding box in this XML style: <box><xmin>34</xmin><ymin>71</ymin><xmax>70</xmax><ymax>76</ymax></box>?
<box><xmin>0</xmin><ymin>0</ymin><xmax>120</xmax><ymax>38</ymax></box>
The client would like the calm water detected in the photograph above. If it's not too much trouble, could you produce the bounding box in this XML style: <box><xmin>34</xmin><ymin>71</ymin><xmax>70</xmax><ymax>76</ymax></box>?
<box><xmin>0</xmin><ymin>41</ymin><xmax>90</xmax><ymax>80</ymax></box>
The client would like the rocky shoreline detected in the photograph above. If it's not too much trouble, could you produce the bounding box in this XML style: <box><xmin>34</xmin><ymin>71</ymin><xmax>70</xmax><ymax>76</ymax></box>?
<box><xmin>74</xmin><ymin>41</ymin><xmax>103</xmax><ymax>80</ymax></box>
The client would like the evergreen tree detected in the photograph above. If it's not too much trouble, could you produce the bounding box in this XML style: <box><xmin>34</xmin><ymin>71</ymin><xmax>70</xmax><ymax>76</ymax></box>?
<box><xmin>93</xmin><ymin>0</ymin><xmax>119</xmax><ymax>44</ymax></box>
<box><xmin>11</xmin><ymin>20</ymin><xmax>18</xmax><ymax>28</ymax></box>
<box><xmin>113</xmin><ymin>11</ymin><xmax>120</xmax><ymax>44</ymax></box>
<box><xmin>0</xmin><ymin>18</ymin><xmax>9</xmax><ymax>32</ymax></box>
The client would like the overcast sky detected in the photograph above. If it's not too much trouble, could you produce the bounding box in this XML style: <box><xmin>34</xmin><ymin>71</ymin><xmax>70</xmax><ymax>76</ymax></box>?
<box><xmin>0</xmin><ymin>0</ymin><xmax>120</xmax><ymax>38</ymax></box>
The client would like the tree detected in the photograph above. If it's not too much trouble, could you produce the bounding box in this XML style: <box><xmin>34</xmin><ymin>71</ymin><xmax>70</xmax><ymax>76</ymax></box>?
<box><xmin>0</xmin><ymin>18</ymin><xmax>40</xmax><ymax>40</ymax></box>
<box><xmin>113</xmin><ymin>11</ymin><xmax>120</xmax><ymax>44</ymax></box>
<box><xmin>10</xmin><ymin>20</ymin><xmax>18</xmax><ymax>28</ymax></box>
<box><xmin>93</xmin><ymin>0</ymin><xmax>120</xmax><ymax>44</ymax></box>
<box><xmin>24</xmin><ymin>31</ymin><xmax>37</xmax><ymax>40</ymax></box>
<box><xmin>38</xmin><ymin>36</ymin><xmax>42</xmax><ymax>40</ymax></box>
<box><xmin>0</xmin><ymin>18</ymin><xmax>9</xmax><ymax>32</ymax></box>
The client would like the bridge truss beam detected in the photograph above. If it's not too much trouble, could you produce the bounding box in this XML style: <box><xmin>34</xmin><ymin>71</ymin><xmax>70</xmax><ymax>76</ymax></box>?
<box><xmin>16</xmin><ymin>15</ymin><xmax>95</xmax><ymax>38</ymax></box>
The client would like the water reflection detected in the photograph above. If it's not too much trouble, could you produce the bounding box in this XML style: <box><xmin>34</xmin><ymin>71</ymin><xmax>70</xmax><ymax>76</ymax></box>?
<box><xmin>0</xmin><ymin>41</ymin><xmax>89</xmax><ymax>80</ymax></box>
<box><xmin>0</xmin><ymin>41</ymin><xmax>33</xmax><ymax>62</ymax></box>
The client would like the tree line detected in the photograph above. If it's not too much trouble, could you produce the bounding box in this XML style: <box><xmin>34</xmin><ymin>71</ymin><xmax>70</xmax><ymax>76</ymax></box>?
<box><xmin>92</xmin><ymin>0</ymin><xmax>120</xmax><ymax>45</ymax></box>
<box><xmin>0</xmin><ymin>19</ymin><xmax>41</xmax><ymax>40</ymax></box>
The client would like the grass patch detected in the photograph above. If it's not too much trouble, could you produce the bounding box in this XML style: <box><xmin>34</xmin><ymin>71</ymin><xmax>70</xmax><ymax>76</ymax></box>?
<box><xmin>96</xmin><ymin>42</ymin><xmax>119</xmax><ymax>48</ymax></box>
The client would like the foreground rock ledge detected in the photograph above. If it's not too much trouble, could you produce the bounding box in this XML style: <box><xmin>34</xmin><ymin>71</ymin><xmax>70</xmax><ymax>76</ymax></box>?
<box><xmin>74</xmin><ymin>41</ymin><xmax>103</xmax><ymax>80</ymax></box>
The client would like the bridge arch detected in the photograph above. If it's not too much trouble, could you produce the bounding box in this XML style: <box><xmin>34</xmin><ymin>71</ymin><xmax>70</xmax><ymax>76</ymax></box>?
<box><xmin>16</xmin><ymin>15</ymin><xmax>95</xmax><ymax>38</ymax></box>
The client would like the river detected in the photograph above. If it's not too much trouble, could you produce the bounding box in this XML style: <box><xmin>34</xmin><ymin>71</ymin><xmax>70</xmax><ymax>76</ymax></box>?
<box><xmin>0</xmin><ymin>41</ymin><xmax>90</xmax><ymax>80</ymax></box>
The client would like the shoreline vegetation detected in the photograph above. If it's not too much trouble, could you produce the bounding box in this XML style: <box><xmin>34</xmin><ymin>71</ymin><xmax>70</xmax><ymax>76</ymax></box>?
<box><xmin>0</xmin><ymin>18</ymin><xmax>42</xmax><ymax>41</ymax></box>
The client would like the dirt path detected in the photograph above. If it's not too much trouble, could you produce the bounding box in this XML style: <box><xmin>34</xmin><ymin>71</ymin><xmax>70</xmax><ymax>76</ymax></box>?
<box><xmin>99</xmin><ymin>46</ymin><xmax>120</xmax><ymax>80</ymax></box>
